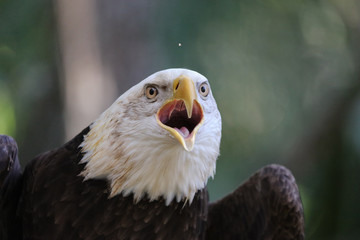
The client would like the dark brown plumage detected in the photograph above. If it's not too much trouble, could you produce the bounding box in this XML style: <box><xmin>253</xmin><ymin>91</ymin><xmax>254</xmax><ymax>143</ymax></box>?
<box><xmin>206</xmin><ymin>165</ymin><xmax>305</xmax><ymax>240</ymax></box>
<box><xmin>0</xmin><ymin>135</ymin><xmax>22</xmax><ymax>240</ymax></box>
<box><xmin>18</xmin><ymin>128</ymin><xmax>208</xmax><ymax>240</ymax></box>
<box><xmin>0</xmin><ymin>131</ymin><xmax>304</xmax><ymax>240</ymax></box>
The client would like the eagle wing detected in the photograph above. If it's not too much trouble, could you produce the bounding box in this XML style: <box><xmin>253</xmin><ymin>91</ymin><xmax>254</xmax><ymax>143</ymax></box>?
<box><xmin>0</xmin><ymin>135</ymin><xmax>22</xmax><ymax>240</ymax></box>
<box><xmin>0</xmin><ymin>135</ymin><xmax>20</xmax><ymax>186</ymax></box>
<box><xmin>205</xmin><ymin>164</ymin><xmax>305</xmax><ymax>240</ymax></box>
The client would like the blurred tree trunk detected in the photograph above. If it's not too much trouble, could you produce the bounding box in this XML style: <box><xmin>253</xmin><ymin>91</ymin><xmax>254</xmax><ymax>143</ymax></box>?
<box><xmin>56</xmin><ymin>0</ymin><xmax>117</xmax><ymax>139</ymax></box>
<box><xmin>56</xmin><ymin>0</ymin><xmax>165</xmax><ymax>139</ymax></box>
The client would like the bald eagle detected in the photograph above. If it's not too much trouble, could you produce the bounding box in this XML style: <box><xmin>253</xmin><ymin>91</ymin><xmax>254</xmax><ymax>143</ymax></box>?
<box><xmin>0</xmin><ymin>69</ymin><xmax>304</xmax><ymax>240</ymax></box>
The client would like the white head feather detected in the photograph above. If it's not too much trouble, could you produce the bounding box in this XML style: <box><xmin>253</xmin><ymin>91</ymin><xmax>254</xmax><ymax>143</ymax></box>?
<box><xmin>80</xmin><ymin>68</ymin><xmax>222</xmax><ymax>205</ymax></box>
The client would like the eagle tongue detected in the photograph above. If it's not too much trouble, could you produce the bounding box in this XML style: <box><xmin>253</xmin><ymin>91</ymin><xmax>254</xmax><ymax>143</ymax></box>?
<box><xmin>175</xmin><ymin>126</ymin><xmax>190</xmax><ymax>138</ymax></box>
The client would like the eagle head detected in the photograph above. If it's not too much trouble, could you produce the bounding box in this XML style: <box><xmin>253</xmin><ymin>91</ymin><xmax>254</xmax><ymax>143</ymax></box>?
<box><xmin>80</xmin><ymin>69</ymin><xmax>222</xmax><ymax>204</ymax></box>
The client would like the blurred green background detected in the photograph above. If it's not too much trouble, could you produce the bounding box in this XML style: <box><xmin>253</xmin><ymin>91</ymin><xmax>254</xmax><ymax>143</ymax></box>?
<box><xmin>1</xmin><ymin>0</ymin><xmax>360</xmax><ymax>239</ymax></box>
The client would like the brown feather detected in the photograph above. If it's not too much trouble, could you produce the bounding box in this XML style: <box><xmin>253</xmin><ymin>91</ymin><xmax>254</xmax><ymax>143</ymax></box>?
<box><xmin>18</xmin><ymin>127</ymin><xmax>208</xmax><ymax>240</ymax></box>
<box><xmin>205</xmin><ymin>164</ymin><xmax>305</xmax><ymax>240</ymax></box>
<box><xmin>0</xmin><ymin>135</ymin><xmax>22</xmax><ymax>240</ymax></box>
<box><xmin>4</xmin><ymin>128</ymin><xmax>305</xmax><ymax>239</ymax></box>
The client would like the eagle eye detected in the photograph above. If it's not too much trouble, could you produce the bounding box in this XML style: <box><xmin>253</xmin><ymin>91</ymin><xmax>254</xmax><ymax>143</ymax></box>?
<box><xmin>145</xmin><ymin>86</ymin><xmax>158</xmax><ymax>99</ymax></box>
<box><xmin>198</xmin><ymin>82</ymin><xmax>210</xmax><ymax>98</ymax></box>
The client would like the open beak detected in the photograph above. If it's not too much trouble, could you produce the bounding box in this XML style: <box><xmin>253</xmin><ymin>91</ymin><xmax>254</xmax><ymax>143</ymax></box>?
<box><xmin>156</xmin><ymin>76</ymin><xmax>204</xmax><ymax>151</ymax></box>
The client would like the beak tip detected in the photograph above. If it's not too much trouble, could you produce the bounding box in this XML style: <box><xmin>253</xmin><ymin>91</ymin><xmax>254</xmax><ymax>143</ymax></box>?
<box><xmin>187</xmin><ymin>110</ymin><xmax>193</xmax><ymax>119</ymax></box>
<box><xmin>184</xmin><ymin>137</ymin><xmax>195</xmax><ymax>152</ymax></box>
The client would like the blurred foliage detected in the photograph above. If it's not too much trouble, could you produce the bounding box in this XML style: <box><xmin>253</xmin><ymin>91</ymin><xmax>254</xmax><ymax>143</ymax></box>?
<box><xmin>1</xmin><ymin>0</ymin><xmax>360</xmax><ymax>239</ymax></box>
<box><xmin>0</xmin><ymin>0</ymin><xmax>64</xmax><ymax>160</ymax></box>
<box><xmin>0</xmin><ymin>83</ymin><xmax>15</xmax><ymax>135</ymax></box>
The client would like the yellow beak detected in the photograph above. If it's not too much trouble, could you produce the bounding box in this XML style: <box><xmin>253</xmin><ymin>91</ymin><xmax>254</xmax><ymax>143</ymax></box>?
<box><xmin>172</xmin><ymin>76</ymin><xmax>196</xmax><ymax>118</ymax></box>
<box><xmin>156</xmin><ymin>76</ymin><xmax>204</xmax><ymax>151</ymax></box>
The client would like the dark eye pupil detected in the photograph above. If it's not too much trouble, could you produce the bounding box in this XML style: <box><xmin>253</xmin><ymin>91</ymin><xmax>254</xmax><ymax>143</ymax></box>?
<box><xmin>149</xmin><ymin>88</ymin><xmax>155</xmax><ymax>95</ymax></box>
<box><xmin>201</xmin><ymin>86</ymin><xmax>206</xmax><ymax>92</ymax></box>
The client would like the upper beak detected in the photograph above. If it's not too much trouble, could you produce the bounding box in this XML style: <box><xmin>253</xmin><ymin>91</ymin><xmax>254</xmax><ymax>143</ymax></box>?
<box><xmin>173</xmin><ymin>76</ymin><xmax>196</xmax><ymax>118</ymax></box>
<box><xmin>156</xmin><ymin>76</ymin><xmax>204</xmax><ymax>151</ymax></box>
